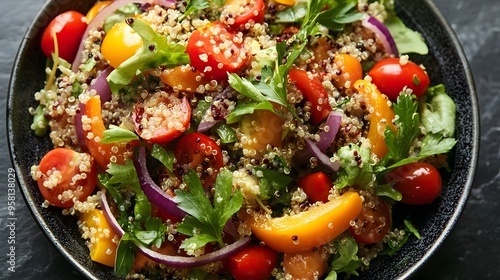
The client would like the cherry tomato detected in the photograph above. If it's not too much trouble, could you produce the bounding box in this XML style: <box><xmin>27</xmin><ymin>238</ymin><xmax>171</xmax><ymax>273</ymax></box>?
<box><xmin>333</xmin><ymin>53</ymin><xmax>363</xmax><ymax>90</ymax></box>
<box><xmin>101</xmin><ymin>20</ymin><xmax>142</xmax><ymax>69</ymax></box>
<box><xmin>368</xmin><ymin>58</ymin><xmax>430</xmax><ymax>101</ymax></box>
<box><xmin>174</xmin><ymin>132</ymin><xmax>224</xmax><ymax>187</ymax></box>
<box><xmin>83</xmin><ymin>96</ymin><xmax>135</xmax><ymax>170</ymax></box>
<box><xmin>132</xmin><ymin>92</ymin><xmax>191</xmax><ymax>144</ymax></box>
<box><xmin>282</xmin><ymin>249</ymin><xmax>328</xmax><ymax>280</ymax></box>
<box><xmin>36</xmin><ymin>148</ymin><xmax>97</xmax><ymax>208</ymax></box>
<box><xmin>227</xmin><ymin>245</ymin><xmax>277</xmax><ymax>280</ymax></box>
<box><xmin>298</xmin><ymin>171</ymin><xmax>332</xmax><ymax>203</ymax></box>
<box><xmin>221</xmin><ymin>0</ymin><xmax>265</xmax><ymax>30</ymax></box>
<box><xmin>186</xmin><ymin>21</ymin><xmax>248</xmax><ymax>80</ymax></box>
<box><xmin>349</xmin><ymin>199</ymin><xmax>391</xmax><ymax>244</ymax></box>
<box><xmin>288</xmin><ymin>68</ymin><xmax>332</xmax><ymax>125</ymax></box>
<box><xmin>41</xmin><ymin>11</ymin><xmax>88</xmax><ymax>63</ymax></box>
<box><xmin>85</xmin><ymin>1</ymin><xmax>112</xmax><ymax>23</ymax></box>
<box><xmin>385</xmin><ymin>162</ymin><xmax>442</xmax><ymax>205</ymax></box>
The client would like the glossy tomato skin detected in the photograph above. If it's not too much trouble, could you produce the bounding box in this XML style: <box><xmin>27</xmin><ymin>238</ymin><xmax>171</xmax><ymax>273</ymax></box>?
<box><xmin>186</xmin><ymin>21</ymin><xmax>248</xmax><ymax>80</ymax></box>
<box><xmin>36</xmin><ymin>148</ymin><xmax>97</xmax><ymax>208</ymax></box>
<box><xmin>227</xmin><ymin>245</ymin><xmax>278</xmax><ymax>280</ymax></box>
<box><xmin>288</xmin><ymin>68</ymin><xmax>332</xmax><ymax>125</ymax></box>
<box><xmin>385</xmin><ymin>162</ymin><xmax>442</xmax><ymax>205</ymax></box>
<box><xmin>174</xmin><ymin>132</ymin><xmax>224</xmax><ymax>187</ymax></box>
<box><xmin>41</xmin><ymin>11</ymin><xmax>87</xmax><ymax>63</ymax></box>
<box><xmin>222</xmin><ymin>0</ymin><xmax>265</xmax><ymax>30</ymax></box>
<box><xmin>368</xmin><ymin>58</ymin><xmax>430</xmax><ymax>101</ymax></box>
<box><xmin>298</xmin><ymin>171</ymin><xmax>332</xmax><ymax>203</ymax></box>
<box><xmin>133</xmin><ymin>93</ymin><xmax>191</xmax><ymax>144</ymax></box>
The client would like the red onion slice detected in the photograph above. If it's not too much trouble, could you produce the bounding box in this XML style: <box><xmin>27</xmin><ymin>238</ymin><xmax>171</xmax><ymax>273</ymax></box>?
<box><xmin>134</xmin><ymin>146</ymin><xmax>187</xmax><ymax>220</ymax></box>
<box><xmin>361</xmin><ymin>15</ymin><xmax>399</xmax><ymax>57</ymax></box>
<box><xmin>316</xmin><ymin>111</ymin><xmax>343</xmax><ymax>152</ymax></box>
<box><xmin>72</xmin><ymin>0</ymin><xmax>176</xmax><ymax>72</ymax></box>
<box><xmin>305</xmin><ymin>138</ymin><xmax>341</xmax><ymax>172</ymax></box>
<box><xmin>197</xmin><ymin>87</ymin><xmax>237</xmax><ymax>132</ymax></box>
<box><xmin>100</xmin><ymin>191</ymin><xmax>251</xmax><ymax>268</ymax></box>
<box><xmin>74</xmin><ymin>67</ymin><xmax>113</xmax><ymax>150</ymax></box>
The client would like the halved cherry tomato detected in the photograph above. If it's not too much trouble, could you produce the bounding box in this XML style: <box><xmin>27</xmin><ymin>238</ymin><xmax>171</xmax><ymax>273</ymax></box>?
<box><xmin>41</xmin><ymin>11</ymin><xmax>88</xmax><ymax>62</ymax></box>
<box><xmin>368</xmin><ymin>58</ymin><xmax>430</xmax><ymax>101</ymax></box>
<box><xmin>353</xmin><ymin>79</ymin><xmax>396</xmax><ymax>159</ymax></box>
<box><xmin>101</xmin><ymin>20</ymin><xmax>142</xmax><ymax>69</ymax></box>
<box><xmin>83</xmin><ymin>96</ymin><xmax>134</xmax><ymax>170</ymax></box>
<box><xmin>159</xmin><ymin>65</ymin><xmax>210</xmax><ymax>93</ymax></box>
<box><xmin>349</xmin><ymin>199</ymin><xmax>391</xmax><ymax>244</ymax></box>
<box><xmin>36</xmin><ymin>148</ymin><xmax>97</xmax><ymax>208</ymax></box>
<box><xmin>85</xmin><ymin>1</ymin><xmax>112</xmax><ymax>23</ymax></box>
<box><xmin>174</xmin><ymin>132</ymin><xmax>224</xmax><ymax>187</ymax></box>
<box><xmin>283</xmin><ymin>249</ymin><xmax>328</xmax><ymax>280</ymax></box>
<box><xmin>227</xmin><ymin>245</ymin><xmax>277</xmax><ymax>280</ymax></box>
<box><xmin>298</xmin><ymin>171</ymin><xmax>332</xmax><ymax>203</ymax></box>
<box><xmin>132</xmin><ymin>92</ymin><xmax>191</xmax><ymax>144</ymax></box>
<box><xmin>186</xmin><ymin>21</ymin><xmax>248</xmax><ymax>80</ymax></box>
<box><xmin>239</xmin><ymin>110</ymin><xmax>284</xmax><ymax>157</ymax></box>
<box><xmin>248</xmin><ymin>191</ymin><xmax>362</xmax><ymax>253</ymax></box>
<box><xmin>288</xmin><ymin>68</ymin><xmax>332</xmax><ymax>125</ymax></box>
<box><xmin>333</xmin><ymin>53</ymin><xmax>363</xmax><ymax>90</ymax></box>
<box><xmin>385</xmin><ymin>162</ymin><xmax>442</xmax><ymax>205</ymax></box>
<box><xmin>221</xmin><ymin>0</ymin><xmax>265</xmax><ymax>30</ymax></box>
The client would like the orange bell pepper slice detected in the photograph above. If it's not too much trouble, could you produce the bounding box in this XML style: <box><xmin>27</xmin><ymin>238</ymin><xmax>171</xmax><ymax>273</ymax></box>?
<box><xmin>80</xmin><ymin>209</ymin><xmax>119</xmax><ymax>267</ymax></box>
<box><xmin>353</xmin><ymin>80</ymin><xmax>396</xmax><ymax>159</ymax></box>
<box><xmin>248</xmin><ymin>191</ymin><xmax>362</xmax><ymax>253</ymax></box>
<box><xmin>83</xmin><ymin>96</ymin><xmax>134</xmax><ymax>170</ymax></box>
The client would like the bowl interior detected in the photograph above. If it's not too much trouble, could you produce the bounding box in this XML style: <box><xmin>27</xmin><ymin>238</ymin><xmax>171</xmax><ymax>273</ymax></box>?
<box><xmin>7</xmin><ymin>0</ymin><xmax>479</xmax><ymax>279</ymax></box>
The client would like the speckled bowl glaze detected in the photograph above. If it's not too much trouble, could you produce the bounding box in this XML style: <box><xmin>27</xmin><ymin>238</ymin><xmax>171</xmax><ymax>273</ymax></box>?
<box><xmin>7</xmin><ymin>0</ymin><xmax>479</xmax><ymax>279</ymax></box>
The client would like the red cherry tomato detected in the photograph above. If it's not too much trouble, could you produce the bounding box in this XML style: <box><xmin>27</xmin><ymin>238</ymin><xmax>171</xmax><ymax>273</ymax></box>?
<box><xmin>298</xmin><ymin>171</ymin><xmax>332</xmax><ymax>203</ymax></box>
<box><xmin>227</xmin><ymin>245</ymin><xmax>277</xmax><ymax>280</ymax></box>
<box><xmin>41</xmin><ymin>11</ymin><xmax>87</xmax><ymax>63</ymax></box>
<box><xmin>186</xmin><ymin>21</ymin><xmax>248</xmax><ymax>80</ymax></box>
<box><xmin>349</xmin><ymin>199</ymin><xmax>391</xmax><ymax>244</ymax></box>
<box><xmin>174</xmin><ymin>132</ymin><xmax>224</xmax><ymax>187</ymax></box>
<box><xmin>368</xmin><ymin>58</ymin><xmax>430</xmax><ymax>101</ymax></box>
<box><xmin>36</xmin><ymin>148</ymin><xmax>97</xmax><ymax>208</ymax></box>
<box><xmin>133</xmin><ymin>92</ymin><xmax>191</xmax><ymax>144</ymax></box>
<box><xmin>385</xmin><ymin>162</ymin><xmax>442</xmax><ymax>205</ymax></box>
<box><xmin>222</xmin><ymin>0</ymin><xmax>265</xmax><ymax>29</ymax></box>
<box><xmin>288</xmin><ymin>68</ymin><xmax>332</xmax><ymax>125</ymax></box>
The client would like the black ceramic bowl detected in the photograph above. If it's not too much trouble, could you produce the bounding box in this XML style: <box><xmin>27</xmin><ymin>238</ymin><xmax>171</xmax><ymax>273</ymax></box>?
<box><xmin>7</xmin><ymin>0</ymin><xmax>479</xmax><ymax>279</ymax></box>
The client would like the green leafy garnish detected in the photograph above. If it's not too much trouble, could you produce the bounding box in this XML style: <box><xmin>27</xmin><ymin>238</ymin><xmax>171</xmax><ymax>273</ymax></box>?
<box><xmin>375</xmin><ymin>183</ymin><xmax>402</xmax><ymax>201</ymax></box>
<box><xmin>103</xmin><ymin>3</ymin><xmax>142</xmax><ymax>33</ymax></box>
<box><xmin>175</xmin><ymin>169</ymin><xmax>243</xmax><ymax>251</ymax></box>
<box><xmin>225</xmin><ymin>100</ymin><xmax>274</xmax><ymax>124</ymax></box>
<box><xmin>253</xmin><ymin>167</ymin><xmax>292</xmax><ymax>206</ymax></box>
<box><xmin>115</xmin><ymin>233</ymin><xmax>136</xmax><ymax>277</ymax></box>
<box><xmin>214</xmin><ymin>122</ymin><xmax>237</xmax><ymax>144</ymax></box>
<box><xmin>107</xmin><ymin>18</ymin><xmax>190</xmax><ymax>94</ymax></box>
<box><xmin>179</xmin><ymin>0</ymin><xmax>210</xmax><ymax>22</ymax></box>
<box><xmin>335</xmin><ymin>144</ymin><xmax>374</xmax><ymax>190</ymax></box>
<box><xmin>380</xmin><ymin>219</ymin><xmax>421</xmax><ymax>256</ymax></box>
<box><xmin>134</xmin><ymin>217</ymin><xmax>168</xmax><ymax>248</ymax></box>
<box><xmin>385</xmin><ymin>15</ymin><xmax>429</xmax><ymax>55</ymax></box>
<box><xmin>151</xmin><ymin>143</ymin><xmax>175</xmax><ymax>173</ymax></box>
<box><xmin>420</xmin><ymin>84</ymin><xmax>456</xmax><ymax>137</ymax></box>
<box><xmin>325</xmin><ymin>236</ymin><xmax>363</xmax><ymax>280</ymax></box>
<box><xmin>100</xmin><ymin>124</ymin><xmax>139</xmax><ymax>144</ymax></box>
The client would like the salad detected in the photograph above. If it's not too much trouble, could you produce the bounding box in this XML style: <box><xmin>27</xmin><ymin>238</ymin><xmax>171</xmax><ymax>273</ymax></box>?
<box><xmin>29</xmin><ymin>0</ymin><xmax>458</xmax><ymax>279</ymax></box>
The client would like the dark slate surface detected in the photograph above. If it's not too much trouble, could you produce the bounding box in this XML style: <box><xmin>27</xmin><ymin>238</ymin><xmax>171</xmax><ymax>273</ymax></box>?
<box><xmin>0</xmin><ymin>0</ymin><xmax>498</xmax><ymax>279</ymax></box>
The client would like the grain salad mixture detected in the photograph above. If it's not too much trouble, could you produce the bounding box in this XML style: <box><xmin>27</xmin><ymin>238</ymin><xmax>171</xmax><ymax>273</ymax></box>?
<box><xmin>30</xmin><ymin>0</ymin><xmax>458</xmax><ymax>279</ymax></box>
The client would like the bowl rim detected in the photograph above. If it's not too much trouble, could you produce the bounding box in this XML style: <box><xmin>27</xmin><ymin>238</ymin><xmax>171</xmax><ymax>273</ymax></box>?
<box><xmin>6</xmin><ymin>0</ymin><xmax>480</xmax><ymax>279</ymax></box>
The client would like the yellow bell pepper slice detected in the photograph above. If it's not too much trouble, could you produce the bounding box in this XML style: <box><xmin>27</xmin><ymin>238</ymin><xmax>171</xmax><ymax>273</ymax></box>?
<box><xmin>353</xmin><ymin>79</ymin><xmax>396</xmax><ymax>159</ymax></box>
<box><xmin>248</xmin><ymin>191</ymin><xmax>362</xmax><ymax>253</ymax></box>
<box><xmin>80</xmin><ymin>209</ymin><xmax>118</xmax><ymax>267</ymax></box>
<box><xmin>275</xmin><ymin>0</ymin><xmax>295</xmax><ymax>5</ymax></box>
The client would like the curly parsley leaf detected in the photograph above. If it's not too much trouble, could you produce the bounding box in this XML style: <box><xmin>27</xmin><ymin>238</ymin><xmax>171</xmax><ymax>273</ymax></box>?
<box><xmin>325</xmin><ymin>236</ymin><xmax>363</xmax><ymax>280</ymax></box>
<box><xmin>335</xmin><ymin>144</ymin><xmax>374</xmax><ymax>190</ymax></box>
<box><xmin>175</xmin><ymin>169</ymin><xmax>243</xmax><ymax>251</ymax></box>
<box><xmin>101</xmin><ymin>124</ymin><xmax>139</xmax><ymax>144</ymax></box>
<box><xmin>134</xmin><ymin>217</ymin><xmax>168</xmax><ymax>248</ymax></box>
<box><xmin>107</xmin><ymin>18</ymin><xmax>189</xmax><ymax>94</ymax></box>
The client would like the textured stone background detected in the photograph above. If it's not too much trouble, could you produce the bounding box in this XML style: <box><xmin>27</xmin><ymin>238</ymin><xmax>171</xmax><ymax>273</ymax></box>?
<box><xmin>1</xmin><ymin>0</ymin><xmax>499</xmax><ymax>279</ymax></box>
